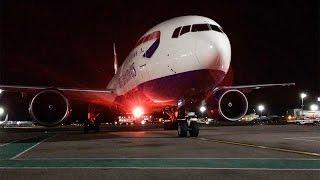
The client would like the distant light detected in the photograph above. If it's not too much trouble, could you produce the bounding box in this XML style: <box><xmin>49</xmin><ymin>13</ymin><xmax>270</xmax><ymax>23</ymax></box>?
<box><xmin>257</xmin><ymin>105</ymin><xmax>265</xmax><ymax>112</ymax></box>
<box><xmin>133</xmin><ymin>107</ymin><xmax>143</xmax><ymax>118</ymax></box>
<box><xmin>200</xmin><ymin>106</ymin><xmax>206</xmax><ymax>113</ymax></box>
<box><xmin>300</xmin><ymin>93</ymin><xmax>307</xmax><ymax>99</ymax></box>
<box><xmin>317</xmin><ymin>97</ymin><xmax>320</xmax><ymax>102</ymax></box>
<box><xmin>141</xmin><ymin>120</ymin><xmax>146</xmax><ymax>125</ymax></box>
<box><xmin>0</xmin><ymin>107</ymin><xmax>4</xmax><ymax>116</ymax></box>
<box><xmin>0</xmin><ymin>89</ymin><xmax>3</xmax><ymax>94</ymax></box>
<box><xmin>310</xmin><ymin>104</ymin><xmax>319</xmax><ymax>111</ymax></box>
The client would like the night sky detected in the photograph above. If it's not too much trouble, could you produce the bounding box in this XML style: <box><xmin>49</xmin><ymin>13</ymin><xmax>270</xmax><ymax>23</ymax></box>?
<box><xmin>0</xmin><ymin>0</ymin><xmax>319</xmax><ymax>114</ymax></box>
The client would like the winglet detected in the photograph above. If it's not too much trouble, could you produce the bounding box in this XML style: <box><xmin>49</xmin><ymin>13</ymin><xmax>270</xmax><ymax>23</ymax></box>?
<box><xmin>113</xmin><ymin>43</ymin><xmax>118</xmax><ymax>75</ymax></box>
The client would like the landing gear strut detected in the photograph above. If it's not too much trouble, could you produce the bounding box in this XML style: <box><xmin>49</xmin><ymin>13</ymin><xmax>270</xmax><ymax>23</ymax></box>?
<box><xmin>84</xmin><ymin>104</ymin><xmax>101</xmax><ymax>133</ymax></box>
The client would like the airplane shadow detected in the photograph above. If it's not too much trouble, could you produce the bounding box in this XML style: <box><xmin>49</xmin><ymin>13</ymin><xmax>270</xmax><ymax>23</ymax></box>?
<box><xmin>0</xmin><ymin>125</ymin><xmax>181</xmax><ymax>144</ymax></box>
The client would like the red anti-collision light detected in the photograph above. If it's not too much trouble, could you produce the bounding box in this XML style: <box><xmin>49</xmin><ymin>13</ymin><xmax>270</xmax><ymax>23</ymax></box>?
<box><xmin>133</xmin><ymin>107</ymin><xmax>144</xmax><ymax>118</ymax></box>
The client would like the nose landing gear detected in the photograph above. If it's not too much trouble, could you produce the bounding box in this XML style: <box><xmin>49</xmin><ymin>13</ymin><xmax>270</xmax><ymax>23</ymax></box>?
<box><xmin>162</xmin><ymin>104</ymin><xmax>200</xmax><ymax>137</ymax></box>
<box><xmin>177</xmin><ymin>117</ymin><xmax>199</xmax><ymax>137</ymax></box>
<box><xmin>176</xmin><ymin>101</ymin><xmax>200</xmax><ymax>137</ymax></box>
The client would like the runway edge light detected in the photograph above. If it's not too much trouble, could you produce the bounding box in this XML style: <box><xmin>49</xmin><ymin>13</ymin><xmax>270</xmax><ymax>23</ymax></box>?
<box><xmin>0</xmin><ymin>107</ymin><xmax>4</xmax><ymax>116</ymax></box>
<box><xmin>257</xmin><ymin>105</ymin><xmax>265</xmax><ymax>112</ymax></box>
<box><xmin>200</xmin><ymin>106</ymin><xmax>206</xmax><ymax>113</ymax></box>
<box><xmin>310</xmin><ymin>104</ymin><xmax>319</xmax><ymax>111</ymax></box>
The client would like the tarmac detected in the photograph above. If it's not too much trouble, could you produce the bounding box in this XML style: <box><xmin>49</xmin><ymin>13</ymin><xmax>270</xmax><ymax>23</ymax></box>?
<box><xmin>0</xmin><ymin>124</ymin><xmax>319</xmax><ymax>179</ymax></box>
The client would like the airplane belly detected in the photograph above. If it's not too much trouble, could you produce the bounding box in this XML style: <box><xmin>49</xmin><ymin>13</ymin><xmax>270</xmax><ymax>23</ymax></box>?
<box><xmin>139</xmin><ymin>69</ymin><xmax>226</xmax><ymax>102</ymax></box>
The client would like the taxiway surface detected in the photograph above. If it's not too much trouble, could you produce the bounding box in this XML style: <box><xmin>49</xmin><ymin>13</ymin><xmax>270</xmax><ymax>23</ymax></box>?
<box><xmin>0</xmin><ymin>125</ymin><xmax>319</xmax><ymax>179</ymax></box>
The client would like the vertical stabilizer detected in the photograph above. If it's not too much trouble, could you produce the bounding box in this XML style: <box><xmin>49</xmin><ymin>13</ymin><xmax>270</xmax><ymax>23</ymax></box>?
<box><xmin>113</xmin><ymin>43</ymin><xmax>118</xmax><ymax>75</ymax></box>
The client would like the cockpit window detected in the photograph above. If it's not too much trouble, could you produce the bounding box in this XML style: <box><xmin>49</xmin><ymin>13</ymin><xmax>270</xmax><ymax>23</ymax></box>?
<box><xmin>210</xmin><ymin>24</ymin><xmax>223</xmax><ymax>33</ymax></box>
<box><xmin>191</xmin><ymin>24</ymin><xmax>210</xmax><ymax>32</ymax></box>
<box><xmin>171</xmin><ymin>24</ymin><xmax>223</xmax><ymax>39</ymax></box>
<box><xmin>180</xmin><ymin>25</ymin><xmax>191</xmax><ymax>36</ymax></box>
<box><xmin>172</xmin><ymin>27</ymin><xmax>181</xmax><ymax>38</ymax></box>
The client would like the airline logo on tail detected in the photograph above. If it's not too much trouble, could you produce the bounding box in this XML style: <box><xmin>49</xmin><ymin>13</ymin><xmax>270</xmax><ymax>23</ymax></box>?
<box><xmin>135</xmin><ymin>31</ymin><xmax>161</xmax><ymax>58</ymax></box>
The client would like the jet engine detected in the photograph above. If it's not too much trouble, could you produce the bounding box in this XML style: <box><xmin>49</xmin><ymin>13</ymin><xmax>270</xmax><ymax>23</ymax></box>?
<box><xmin>29</xmin><ymin>89</ymin><xmax>70</xmax><ymax>126</ymax></box>
<box><xmin>218</xmin><ymin>89</ymin><xmax>248</xmax><ymax>121</ymax></box>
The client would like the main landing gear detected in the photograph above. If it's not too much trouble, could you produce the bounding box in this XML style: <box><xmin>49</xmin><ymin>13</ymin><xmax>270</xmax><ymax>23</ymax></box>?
<box><xmin>83</xmin><ymin>120</ymin><xmax>100</xmax><ymax>133</ymax></box>
<box><xmin>84</xmin><ymin>104</ymin><xmax>101</xmax><ymax>133</ymax></box>
<box><xmin>163</xmin><ymin>107</ymin><xmax>178</xmax><ymax>130</ymax></box>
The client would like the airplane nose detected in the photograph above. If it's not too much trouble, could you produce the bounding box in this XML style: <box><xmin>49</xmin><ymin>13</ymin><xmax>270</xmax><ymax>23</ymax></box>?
<box><xmin>195</xmin><ymin>33</ymin><xmax>231</xmax><ymax>74</ymax></box>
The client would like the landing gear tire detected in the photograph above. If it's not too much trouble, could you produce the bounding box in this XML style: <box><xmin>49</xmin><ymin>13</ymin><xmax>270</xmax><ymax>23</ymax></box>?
<box><xmin>177</xmin><ymin>121</ymin><xmax>188</xmax><ymax>137</ymax></box>
<box><xmin>83</xmin><ymin>120</ymin><xmax>89</xmax><ymax>134</ymax></box>
<box><xmin>163</xmin><ymin>122</ymin><xmax>171</xmax><ymax>130</ymax></box>
<box><xmin>84</xmin><ymin>126</ymin><xmax>89</xmax><ymax>134</ymax></box>
<box><xmin>189</xmin><ymin>121</ymin><xmax>199</xmax><ymax>137</ymax></box>
<box><xmin>94</xmin><ymin>123</ymin><xmax>100</xmax><ymax>132</ymax></box>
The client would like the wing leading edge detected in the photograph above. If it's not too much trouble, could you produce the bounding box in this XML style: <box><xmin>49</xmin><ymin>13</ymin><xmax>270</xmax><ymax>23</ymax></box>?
<box><xmin>0</xmin><ymin>85</ymin><xmax>117</xmax><ymax>106</ymax></box>
<box><xmin>212</xmin><ymin>83</ymin><xmax>295</xmax><ymax>93</ymax></box>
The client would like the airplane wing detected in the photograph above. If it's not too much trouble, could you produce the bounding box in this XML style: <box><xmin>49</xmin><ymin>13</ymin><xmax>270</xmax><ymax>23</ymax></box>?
<box><xmin>0</xmin><ymin>85</ymin><xmax>116</xmax><ymax>106</ymax></box>
<box><xmin>212</xmin><ymin>83</ymin><xmax>295</xmax><ymax>93</ymax></box>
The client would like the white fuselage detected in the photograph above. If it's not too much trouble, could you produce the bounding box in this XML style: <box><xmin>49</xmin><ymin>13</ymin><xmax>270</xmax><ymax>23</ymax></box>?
<box><xmin>107</xmin><ymin>16</ymin><xmax>231</xmax><ymax>112</ymax></box>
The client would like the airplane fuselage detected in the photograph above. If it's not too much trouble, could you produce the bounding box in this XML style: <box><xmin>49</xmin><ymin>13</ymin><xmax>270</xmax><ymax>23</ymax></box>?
<box><xmin>107</xmin><ymin>16</ymin><xmax>231</xmax><ymax>113</ymax></box>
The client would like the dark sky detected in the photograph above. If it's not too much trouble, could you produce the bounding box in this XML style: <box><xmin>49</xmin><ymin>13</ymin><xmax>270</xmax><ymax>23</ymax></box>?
<box><xmin>0</xmin><ymin>0</ymin><xmax>319</xmax><ymax>114</ymax></box>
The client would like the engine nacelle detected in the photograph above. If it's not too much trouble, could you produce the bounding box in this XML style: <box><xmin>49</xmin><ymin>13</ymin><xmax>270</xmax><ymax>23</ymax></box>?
<box><xmin>218</xmin><ymin>89</ymin><xmax>248</xmax><ymax>121</ymax></box>
<box><xmin>29</xmin><ymin>89</ymin><xmax>70</xmax><ymax>126</ymax></box>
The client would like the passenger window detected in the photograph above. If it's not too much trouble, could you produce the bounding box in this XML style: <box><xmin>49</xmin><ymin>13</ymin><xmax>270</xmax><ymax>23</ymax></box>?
<box><xmin>210</xmin><ymin>24</ymin><xmax>222</xmax><ymax>32</ymax></box>
<box><xmin>172</xmin><ymin>27</ymin><xmax>181</xmax><ymax>38</ymax></box>
<box><xmin>191</xmin><ymin>24</ymin><xmax>210</xmax><ymax>32</ymax></box>
<box><xmin>180</xmin><ymin>25</ymin><xmax>191</xmax><ymax>36</ymax></box>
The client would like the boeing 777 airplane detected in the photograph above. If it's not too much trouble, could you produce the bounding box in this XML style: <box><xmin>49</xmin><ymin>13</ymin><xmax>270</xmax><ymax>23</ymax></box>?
<box><xmin>0</xmin><ymin>16</ymin><xmax>294</xmax><ymax>136</ymax></box>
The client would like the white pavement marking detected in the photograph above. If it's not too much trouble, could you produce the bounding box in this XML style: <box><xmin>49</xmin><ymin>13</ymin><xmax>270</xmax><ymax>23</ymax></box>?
<box><xmin>0</xmin><ymin>136</ymin><xmax>39</xmax><ymax>147</ymax></box>
<box><xmin>197</xmin><ymin>137</ymin><xmax>320</xmax><ymax>157</ymax></box>
<box><xmin>284</xmin><ymin>137</ymin><xmax>320</xmax><ymax>142</ymax></box>
<box><xmin>0</xmin><ymin>167</ymin><xmax>319</xmax><ymax>171</ymax></box>
<box><xmin>286</xmin><ymin>137</ymin><xmax>320</xmax><ymax>139</ymax></box>
<box><xmin>10</xmin><ymin>134</ymin><xmax>57</xmax><ymax>160</ymax></box>
<box><xmin>14</xmin><ymin>157</ymin><xmax>320</xmax><ymax>160</ymax></box>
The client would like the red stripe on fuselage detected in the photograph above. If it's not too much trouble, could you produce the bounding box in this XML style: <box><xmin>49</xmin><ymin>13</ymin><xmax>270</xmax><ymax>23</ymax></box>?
<box><xmin>135</xmin><ymin>31</ymin><xmax>160</xmax><ymax>48</ymax></box>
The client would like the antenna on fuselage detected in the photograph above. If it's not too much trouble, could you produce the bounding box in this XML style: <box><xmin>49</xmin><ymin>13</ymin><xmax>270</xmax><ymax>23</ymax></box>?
<box><xmin>113</xmin><ymin>43</ymin><xmax>118</xmax><ymax>75</ymax></box>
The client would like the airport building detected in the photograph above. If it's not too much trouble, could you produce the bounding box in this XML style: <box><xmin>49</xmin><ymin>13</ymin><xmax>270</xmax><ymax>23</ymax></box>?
<box><xmin>286</xmin><ymin>108</ymin><xmax>320</xmax><ymax>124</ymax></box>
<box><xmin>240</xmin><ymin>113</ymin><xmax>259</xmax><ymax>122</ymax></box>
